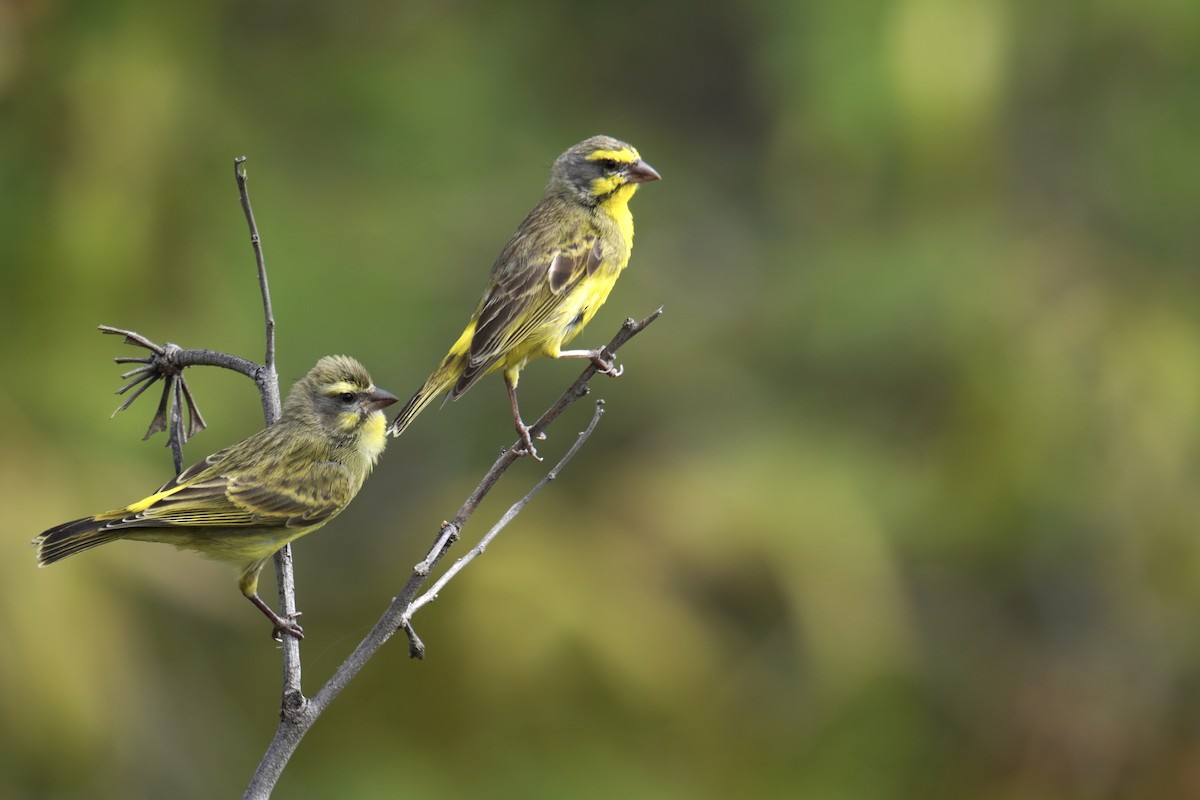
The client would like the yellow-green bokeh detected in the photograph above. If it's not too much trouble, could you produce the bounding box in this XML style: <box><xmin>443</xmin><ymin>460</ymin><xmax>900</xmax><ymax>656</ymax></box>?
<box><xmin>2</xmin><ymin>0</ymin><xmax>1199</xmax><ymax>797</ymax></box>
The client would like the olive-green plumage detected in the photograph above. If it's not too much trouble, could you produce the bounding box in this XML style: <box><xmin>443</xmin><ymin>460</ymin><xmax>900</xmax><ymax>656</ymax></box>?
<box><xmin>33</xmin><ymin>355</ymin><xmax>398</xmax><ymax>640</ymax></box>
<box><xmin>388</xmin><ymin>135</ymin><xmax>660</xmax><ymax>458</ymax></box>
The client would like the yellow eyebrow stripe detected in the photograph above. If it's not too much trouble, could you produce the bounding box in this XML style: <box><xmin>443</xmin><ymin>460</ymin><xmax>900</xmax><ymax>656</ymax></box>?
<box><xmin>586</xmin><ymin>148</ymin><xmax>640</xmax><ymax>163</ymax></box>
<box><xmin>325</xmin><ymin>381</ymin><xmax>361</xmax><ymax>395</ymax></box>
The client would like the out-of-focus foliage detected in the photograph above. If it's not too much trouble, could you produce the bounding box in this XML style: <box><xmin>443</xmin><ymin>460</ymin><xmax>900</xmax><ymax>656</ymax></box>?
<box><xmin>2</xmin><ymin>0</ymin><xmax>1199</xmax><ymax>797</ymax></box>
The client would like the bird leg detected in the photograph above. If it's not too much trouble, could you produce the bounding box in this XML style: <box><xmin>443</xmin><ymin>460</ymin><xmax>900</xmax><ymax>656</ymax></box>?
<box><xmin>248</xmin><ymin>592</ymin><xmax>305</xmax><ymax>641</ymax></box>
<box><xmin>505</xmin><ymin>375</ymin><xmax>543</xmax><ymax>461</ymax></box>
<box><xmin>558</xmin><ymin>346</ymin><xmax>624</xmax><ymax>377</ymax></box>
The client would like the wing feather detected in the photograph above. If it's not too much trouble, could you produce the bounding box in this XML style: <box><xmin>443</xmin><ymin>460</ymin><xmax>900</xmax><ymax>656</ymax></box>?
<box><xmin>103</xmin><ymin>461</ymin><xmax>351</xmax><ymax>531</ymax></box>
<box><xmin>463</xmin><ymin>230</ymin><xmax>602</xmax><ymax>381</ymax></box>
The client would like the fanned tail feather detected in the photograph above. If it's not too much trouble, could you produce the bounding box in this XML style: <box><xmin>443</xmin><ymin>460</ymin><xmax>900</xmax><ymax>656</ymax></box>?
<box><xmin>34</xmin><ymin>517</ymin><xmax>121</xmax><ymax>566</ymax></box>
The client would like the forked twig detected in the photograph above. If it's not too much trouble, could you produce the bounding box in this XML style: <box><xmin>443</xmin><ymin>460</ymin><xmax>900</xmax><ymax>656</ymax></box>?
<box><xmin>101</xmin><ymin>158</ymin><xmax>300</xmax><ymax>704</ymax></box>
<box><xmin>101</xmin><ymin>329</ymin><xmax>215</xmax><ymax>473</ymax></box>
<box><xmin>405</xmin><ymin>399</ymin><xmax>607</xmax><ymax>622</ymax></box>
<box><xmin>85</xmin><ymin>153</ymin><xmax>663</xmax><ymax>800</ymax></box>
<box><xmin>242</xmin><ymin>309</ymin><xmax>661</xmax><ymax>799</ymax></box>
<box><xmin>233</xmin><ymin>156</ymin><xmax>299</xmax><ymax>705</ymax></box>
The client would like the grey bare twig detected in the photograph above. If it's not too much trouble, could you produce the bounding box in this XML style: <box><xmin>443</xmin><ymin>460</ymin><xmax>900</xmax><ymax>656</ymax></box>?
<box><xmin>234</xmin><ymin>155</ymin><xmax>280</xmax><ymax>417</ymax></box>
<box><xmin>405</xmin><ymin>398</ymin><xmax>606</xmax><ymax>620</ymax></box>
<box><xmin>100</xmin><ymin>328</ymin><xmax>274</xmax><ymax>469</ymax></box>
<box><xmin>90</xmin><ymin>153</ymin><xmax>661</xmax><ymax>800</ymax></box>
<box><xmin>241</xmin><ymin>308</ymin><xmax>661</xmax><ymax>799</ymax></box>
<box><xmin>101</xmin><ymin>157</ymin><xmax>301</xmax><ymax>704</ymax></box>
<box><xmin>233</xmin><ymin>156</ymin><xmax>301</xmax><ymax>709</ymax></box>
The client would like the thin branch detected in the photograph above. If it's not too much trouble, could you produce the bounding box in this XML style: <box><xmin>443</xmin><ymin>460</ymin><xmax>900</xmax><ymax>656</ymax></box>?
<box><xmin>242</xmin><ymin>309</ymin><xmax>662</xmax><ymax>799</ymax></box>
<box><xmin>100</xmin><ymin>326</ymin><xmax>266</xmax><ymax>470</ymax></box>
<box><xmin>101</xmin><ymin>327</ymin><xmax>266</xmax><ymax>383</ymax></box>
<box><xmin>527</xmin><ymin>307</ymin><xmax>661</xmax><ymax>442</ymax></box>
<box><xmin>234</xmin><ymin>156</ymin><xmax>281</xmax><ymax>424</ymax></box>
<box><xmin>233</xmin><ymin>156</ymin><xmax>300</xmax><ymax>711</ymax></box>
<box><xmin>406</xmin><ymin>399</ymin><xmax>606</xmax><ymax>619</ymax></box>
<box><xmin>100</xmin><ymin>156</ymin><xmax>300</xmax><ymax>714</ymax></box>
<box><xmin>244</xmin><ymin>401</ymin><xmax>606</xmax><ymax>800</ymax></box>
<box><xmin>170</xmin><ymin>370</ymin><xmax>185</xmax><ymax>474</ymax></box>
<box><xmin>87</xmin><ymin>133</ymin><xmax>664</xmax><ymax>799</ymax></box>
<box><xmin>393</xmin><ymin>307</ymin><xmax>664</xmax><ymax>657</ymax></box>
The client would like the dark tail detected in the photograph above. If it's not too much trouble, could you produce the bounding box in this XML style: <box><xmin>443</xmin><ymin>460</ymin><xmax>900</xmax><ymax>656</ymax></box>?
<box><xmin>34</xmin><ymin>517</ymin><xmax>121</xmax><ymax>566</ymax></box>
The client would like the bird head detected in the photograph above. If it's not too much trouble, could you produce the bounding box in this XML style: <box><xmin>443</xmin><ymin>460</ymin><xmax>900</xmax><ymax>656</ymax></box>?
<box><xmin>551</xmin><ymin>135</ymin><xmax>661</xmax><ymax>207</ymax></box>
<box><xmin>289</xmin><ymin>355</ymin><xmax>399</xmax><ymax>436</ymax></box>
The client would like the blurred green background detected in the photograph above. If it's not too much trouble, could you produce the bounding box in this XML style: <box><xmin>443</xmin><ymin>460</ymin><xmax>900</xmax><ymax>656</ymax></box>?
<box><xmin>3</xmin><ymin>0</ymin><xmax>1200</xmax><ymax>797</ymax></box>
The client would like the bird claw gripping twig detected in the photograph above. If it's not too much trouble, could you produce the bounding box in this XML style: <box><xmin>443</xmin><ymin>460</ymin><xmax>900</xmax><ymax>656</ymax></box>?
<box><xmin>590</xmin><ymin>347</ymin><xmax>623</xmax><ymax>377</ymax></box>
<box><xmin>270</xmin><ymin>612</ymin><xmax>305</xmax><ymax>644</ymax></box>
<box><xmin>100</xmin><ymin>325</ymin><xmax>207</xmax><ymax>462</ymax></box>
<box><xmin>513</xmin><ymin>420</ymin><xmax>544</xmax><ymax>461</ymax></box>
<box><xmin>559</xmin><ymin>345</ymin><xmax>623</xmax><ymax>377</ymax></box>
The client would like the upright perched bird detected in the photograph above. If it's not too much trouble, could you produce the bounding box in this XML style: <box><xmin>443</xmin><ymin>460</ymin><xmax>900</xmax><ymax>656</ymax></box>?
<box><xmin>388</xmin><ymin>135</ymin><xmax>660</xmax><ymax>458</ymax></box>
<box><xmin>34</xmin><ymin>355</ymin><xmax>398</xmax><ymax>641</ymax></box>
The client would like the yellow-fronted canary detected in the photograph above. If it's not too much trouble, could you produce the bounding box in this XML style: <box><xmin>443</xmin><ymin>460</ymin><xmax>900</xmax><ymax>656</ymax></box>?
<box><xmin>34</xmin><ymin>355</ymin><xmax>398</xmax><ymax>640</ymax></box>
<box><xmin>388</xmin><ymin>135</ymin><xmax>659</xmax><ymax>458</ymax></box>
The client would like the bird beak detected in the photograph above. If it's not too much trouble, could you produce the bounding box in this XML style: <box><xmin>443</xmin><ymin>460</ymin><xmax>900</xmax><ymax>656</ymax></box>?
<box><xmin>626</xmin><ymin>160</ymin><xmax>661</xmax><ymax>184</ymax></box>
<box><xmin>363</xmin><ymin>387</ymin><xmax>400</xmax><ymax>413</ymax></box>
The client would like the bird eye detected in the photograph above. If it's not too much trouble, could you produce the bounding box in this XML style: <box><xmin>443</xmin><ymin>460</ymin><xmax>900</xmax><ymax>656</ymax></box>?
<box><xmin>600</xmin><ymin>159</ymin><xmax>619</xmax><ymax>172</ymax></box>
<box><xmin>338</xmin><ymin>392</ymin><xmax>355</xmax><ymax>404</ymax></box>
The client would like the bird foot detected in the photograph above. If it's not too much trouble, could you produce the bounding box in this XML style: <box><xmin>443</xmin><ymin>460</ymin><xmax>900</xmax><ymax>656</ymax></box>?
<box><xmin>250</xmin><ymin>592</ymin><xmax>305</xmax><ymax>641</ymax></box>
<box><xmin>559</xmin><ymin>347</ymin><xmax>624</xmax><ymax>376</ymax></box>
<box><xmin>594</xmin><ymin>356</ymin><xmax>623</xmax><ymax>377</ymax></box>
<box><xmin>271</xmin><ymin>610</ymin><xmax>305</xmax><ymax>642</ymax></box>
<box><xmin>515</xmin><ymin>421</ymin><xmax>544</xmax><ymax>461</ymax></box>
